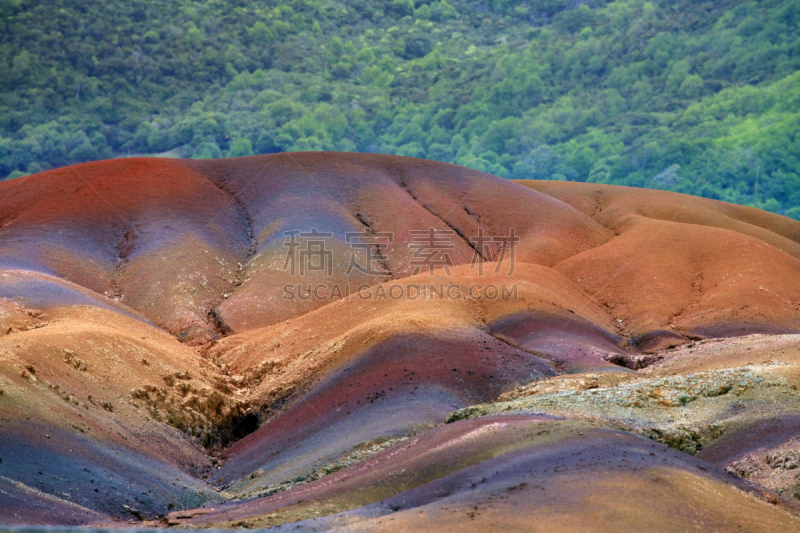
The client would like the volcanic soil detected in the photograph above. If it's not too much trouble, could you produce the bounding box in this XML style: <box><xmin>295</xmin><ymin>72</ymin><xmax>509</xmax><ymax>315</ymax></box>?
<box><xmin>1</xmin><ymin>153</ymin><xmax>799</xmax><ymax>530</ymax></box>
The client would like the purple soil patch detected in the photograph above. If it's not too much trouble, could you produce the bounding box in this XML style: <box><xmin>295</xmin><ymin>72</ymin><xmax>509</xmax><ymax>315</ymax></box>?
<box><xmin>488</xmin><ymin>310</ymin><xmax>631</xmax><ymax>373</ymax></box>
<box><xmin>184</xmin><ymin>416</ymin><xmax>781</xmax><ymax>530</ymax></box>
<box><xmin>278</xmin><ymin>427</ymin><xmax>778</xmax><ymax>531</ymax></box>
<box><xmin>215</xmin><ymin>331</ymin><xmax>554</xmax><ymax>489</ymax></box>
<box><xmin>629</xmin><ymin>329</ymin><xmax>691</xmax><ymax>353</ymax></box>
<box><xmin>0</xmin><ymin>422</ymin><xmax>219</xmax><ymax>521</ymax></box>
<box><xmin>0</xmin><ymin>272</ymin><xmax>152</xmax><ymax>325</ymax></box>
<box><xmin>0</xmin><ymin>476</ymin><xmax>109</xmax><ymax>526</ymax></box>
<box><xmin>182</xmin><ymin>415</ymin><xmax>560</xmax><ymax>526</ymax></box>
<box><xmin>698</xmin><ymin>414</ymin><xmax>800</xmax><ymax>466</ymax></box>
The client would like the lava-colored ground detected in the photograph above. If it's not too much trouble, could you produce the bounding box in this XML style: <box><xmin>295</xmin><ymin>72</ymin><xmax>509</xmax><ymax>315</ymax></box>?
<box><xmin>179</xmin><ymin>416</ymin><xmax>799</xmax><ymax>531</ymax></box>
<box><xmin>1</xmin><ymin>153</ymin><xmax>799</xmax><ymax>529</ymax></box>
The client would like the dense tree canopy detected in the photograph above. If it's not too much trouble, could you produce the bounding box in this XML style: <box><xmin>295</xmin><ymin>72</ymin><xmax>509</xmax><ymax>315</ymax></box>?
<box><xmin>1</xmin><ymin>0</ymin><xmax>799</xmax><ymax>218</ymax></box>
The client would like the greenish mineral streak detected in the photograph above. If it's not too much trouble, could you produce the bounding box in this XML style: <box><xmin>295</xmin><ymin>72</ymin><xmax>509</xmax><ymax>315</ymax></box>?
<box><xmin>447</xmin><ymin>364</ymin><xmax>792</xmax><ymax>454</ymax></box>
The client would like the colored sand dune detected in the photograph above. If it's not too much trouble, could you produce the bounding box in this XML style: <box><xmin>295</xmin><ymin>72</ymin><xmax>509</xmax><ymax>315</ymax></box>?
<box><xmin>1</xmin><ymin>153</ymin><xmax>799</xmax><ymax>529</ymax></box>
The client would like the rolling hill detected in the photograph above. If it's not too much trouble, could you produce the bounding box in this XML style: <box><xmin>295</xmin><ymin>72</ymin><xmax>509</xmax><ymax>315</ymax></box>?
<box><xmin>1</xmin><ymin>153</ymin><xmax>800</xmax><ymax>529</ymax></box>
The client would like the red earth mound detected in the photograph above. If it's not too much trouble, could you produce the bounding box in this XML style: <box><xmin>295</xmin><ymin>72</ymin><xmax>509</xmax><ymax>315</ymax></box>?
<box><xmin>1</xmin><ymin>153</ymin><xmax>799</xmax><ymax>529</ymax></box>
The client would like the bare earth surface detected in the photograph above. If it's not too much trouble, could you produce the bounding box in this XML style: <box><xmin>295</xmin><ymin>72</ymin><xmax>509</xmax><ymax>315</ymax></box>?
<box><xmin>1</xmin><ymin>153</ymin><xmax>799</xmax><ymax>530</ymax></box>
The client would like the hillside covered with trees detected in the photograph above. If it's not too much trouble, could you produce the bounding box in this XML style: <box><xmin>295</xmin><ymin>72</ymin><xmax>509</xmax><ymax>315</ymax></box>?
<box><xmin>1</xmin><ymin>0</ymin><xmax>799</xmax><ymax>218</ymax></box>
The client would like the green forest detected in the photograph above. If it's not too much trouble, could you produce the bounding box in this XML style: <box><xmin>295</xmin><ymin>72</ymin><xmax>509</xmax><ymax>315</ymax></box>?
<box><xmin>1</xmin><ymin>0</ymin><xmax>799</xmax><ymax>218</ymax></box>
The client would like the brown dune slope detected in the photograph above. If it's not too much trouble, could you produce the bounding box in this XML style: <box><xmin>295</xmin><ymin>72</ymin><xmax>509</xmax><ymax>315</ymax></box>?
<box><xmin>0</xmin><ymin>153</ymin><xmax>799</xmax><ymax>529</ymax></box>
<box><xmin>2</xmin><ymin>154</ymin><xmax>797</xmax><ymax>340</ymax></box>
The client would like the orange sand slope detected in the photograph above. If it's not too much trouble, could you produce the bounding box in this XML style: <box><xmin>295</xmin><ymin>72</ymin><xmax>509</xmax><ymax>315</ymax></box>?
<box><xmin>0</xmin><ymin>153</ymin><xmax>799</xmax><ymax>529</ymax></box>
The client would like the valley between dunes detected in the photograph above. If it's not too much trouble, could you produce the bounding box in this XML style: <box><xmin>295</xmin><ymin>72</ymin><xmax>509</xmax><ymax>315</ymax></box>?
<box><xmin>1</xmin><ymin>153</ymin><xmax>800</xmax><ymax>530</ymax></box>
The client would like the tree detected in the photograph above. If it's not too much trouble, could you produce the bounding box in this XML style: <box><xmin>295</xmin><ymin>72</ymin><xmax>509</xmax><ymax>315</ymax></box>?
<box><xmin>228</xmin><ymin>138</ymin><xmax>254</xmax><ymax>157</ymax></box>
<box><xmin>192</xmin><ymin>142</ymin><xmax>222</xmax><ymax>159</ymax></box>
<box><xmin>1</xmin><ymin>0</ymin><xmax>798</xmax><ymax>215</ymax></box>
